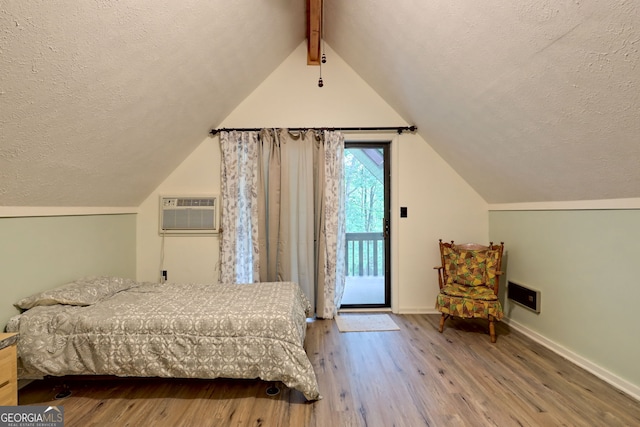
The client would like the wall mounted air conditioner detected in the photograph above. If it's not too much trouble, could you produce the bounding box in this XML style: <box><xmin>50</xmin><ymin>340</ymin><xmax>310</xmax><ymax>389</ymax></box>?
<box><xmin>159</xmin><ymin>195</ymin><xmax>219</xmax><ymax>235</ymax></box>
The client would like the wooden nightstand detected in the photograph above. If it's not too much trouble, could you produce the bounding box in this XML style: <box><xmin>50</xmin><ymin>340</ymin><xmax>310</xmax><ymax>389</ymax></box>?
<box><xmin>0</xmin><ymin>332</ymin><xmax>18</xmax><ymax>406</ymax></box>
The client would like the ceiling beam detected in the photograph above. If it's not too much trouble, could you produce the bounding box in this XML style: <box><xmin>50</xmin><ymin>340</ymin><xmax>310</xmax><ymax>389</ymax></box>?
<box><xmin>307</xmin><ymin>0</ymin><xmax>322</xmax><ymax>65</ymax></box>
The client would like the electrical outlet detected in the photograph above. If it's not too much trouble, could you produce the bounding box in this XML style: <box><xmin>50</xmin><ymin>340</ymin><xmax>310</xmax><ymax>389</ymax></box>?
<box><xmin>162</xmin><ymin>270</ymin><xmax>167</xmax><ymax>282</ymax></box>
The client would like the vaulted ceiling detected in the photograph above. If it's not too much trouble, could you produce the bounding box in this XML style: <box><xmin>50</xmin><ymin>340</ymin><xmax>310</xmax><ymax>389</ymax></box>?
<box><xmin>1</xmin><ymin>1</ymin><xmax>639</xmax><ymax>207</ymax></box>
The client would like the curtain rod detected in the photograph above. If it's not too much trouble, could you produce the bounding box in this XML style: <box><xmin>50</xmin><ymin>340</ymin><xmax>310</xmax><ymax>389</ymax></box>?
<box><xmin>209</xmin><ymin>125</ymin><xmax>417</xmax><ymax>136</ymax></box>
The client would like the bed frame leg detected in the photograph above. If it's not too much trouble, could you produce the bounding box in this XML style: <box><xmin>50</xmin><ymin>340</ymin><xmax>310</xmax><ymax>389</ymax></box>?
<box><xmin>266</xmin><ymin>383</ymin><xmax>280</xmax><ymax>396</ymax></box>
<box><xmin>54</xmin><ymin>382</ymin><xmax>72</xmax><ymax>400</ymax></box>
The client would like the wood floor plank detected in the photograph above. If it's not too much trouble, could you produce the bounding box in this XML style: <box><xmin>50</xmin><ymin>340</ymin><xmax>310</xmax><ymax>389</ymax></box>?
<box><xmin>17</xmin><ymin>314</ymin><xmax>640</xmax><ymax>426</ymax></box>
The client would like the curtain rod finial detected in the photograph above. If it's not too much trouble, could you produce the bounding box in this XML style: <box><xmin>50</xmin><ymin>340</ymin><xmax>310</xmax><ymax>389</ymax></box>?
<box><xmin>399</xmin><ymin>125</ymin><xmax>417</xmax><ymax>134</ymax></box>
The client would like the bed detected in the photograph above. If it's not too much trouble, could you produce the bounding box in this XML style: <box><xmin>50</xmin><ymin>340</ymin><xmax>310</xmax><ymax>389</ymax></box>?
<box><xmin>6</xmin><ymin>277</ymin><xmax>321</xmax><ymax>401</ymax></box>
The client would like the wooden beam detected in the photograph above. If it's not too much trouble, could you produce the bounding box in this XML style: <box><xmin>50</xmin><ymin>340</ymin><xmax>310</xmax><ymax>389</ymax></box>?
<box><xmin>307</xmin><ymin>0</ymin><xmax>322</xmax><ymax>65</ymax></box>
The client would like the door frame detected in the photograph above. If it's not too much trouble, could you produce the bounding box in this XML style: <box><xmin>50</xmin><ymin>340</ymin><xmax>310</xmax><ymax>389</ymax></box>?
<box><xmin>341</xmin><ymin>140</ymin><xmax>391</xmax><ymax>309</ymax></box>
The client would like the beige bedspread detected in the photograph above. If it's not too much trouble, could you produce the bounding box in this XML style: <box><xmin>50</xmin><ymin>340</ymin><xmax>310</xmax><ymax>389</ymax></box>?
<box><xmin>7</xmin><ymin>279</ymin><xmax>320</xmax><ymax>400</ymax></box>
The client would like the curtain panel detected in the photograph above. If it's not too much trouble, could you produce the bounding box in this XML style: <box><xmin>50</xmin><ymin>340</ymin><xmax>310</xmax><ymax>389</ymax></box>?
<box><xmin>316</xmin><ymin>130</ymin><xmax>346</xmax><ymax>319</ymax></box>
<box><xmin>219</xmin><ymin>131</ymin><xmax>260</xmax><ymax>284</ymax></box>
<box><xmin>218</xmin><ymin>129</ymin><xmax>345</xmax><ymax>319</ymax></box>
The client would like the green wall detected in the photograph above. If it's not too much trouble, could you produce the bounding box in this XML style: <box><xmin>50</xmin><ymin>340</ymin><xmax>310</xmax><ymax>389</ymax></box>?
<box><xmin>0</xmin><ymin>214</ymin><xmax>136</xmax><ymax>328</ymax></box>
<box><xmin>489</xmin><ymin>209</ymin><xmax>640</xmax><ymax>390</ymax></box>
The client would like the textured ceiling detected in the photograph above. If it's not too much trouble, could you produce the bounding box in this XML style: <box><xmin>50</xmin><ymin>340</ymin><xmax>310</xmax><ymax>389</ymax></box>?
<box><xmin>325</xmin><ymin>0</ymin><xmax>640</xmax><ymax>203</ymax></box>
<box><xmin>0</xmin><ymin>0</ymin><xmax>304</xmax><ymax>206</ymax></box>
<box><xmin>1</xmin><ymin>1</ymin><xmax>639</xmax><ymax>207</ymax></box>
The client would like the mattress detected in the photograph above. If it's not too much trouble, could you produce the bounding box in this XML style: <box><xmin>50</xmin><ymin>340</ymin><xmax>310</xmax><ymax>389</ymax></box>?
<box><xmin>7</xmin><ymin>278</ymin><xmax>320</xmax><ymax>400</ymax></box>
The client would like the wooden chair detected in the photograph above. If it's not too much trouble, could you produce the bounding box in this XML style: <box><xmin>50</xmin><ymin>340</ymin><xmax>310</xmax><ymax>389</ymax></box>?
<box><xmin>434</xmin><ymin>239</ymin><xmax>504</xmax><ymax>343</ymax></box>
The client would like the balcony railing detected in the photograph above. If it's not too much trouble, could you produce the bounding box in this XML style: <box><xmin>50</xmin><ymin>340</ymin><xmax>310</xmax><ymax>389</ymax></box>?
<box><xmin>345</xmin><ymin>232</ymin><xmax>384</xmax><ymax>277</ymax></box>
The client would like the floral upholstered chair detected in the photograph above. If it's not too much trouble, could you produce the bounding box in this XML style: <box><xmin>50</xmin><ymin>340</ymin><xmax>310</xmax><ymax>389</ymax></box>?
<box><xmin>434</xmin><ymin>239</ymin><xmax>505</xmax><ymax>343</ymax></box>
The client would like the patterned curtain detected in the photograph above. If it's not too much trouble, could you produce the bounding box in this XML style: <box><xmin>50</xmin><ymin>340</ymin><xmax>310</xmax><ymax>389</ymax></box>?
<box><xmin>317</xmin><ymin>130</ymin><xmax>346</xmax><ymax>319</ymax></box>
<box><xmin>218</xmin><ymin>129</ymin><xmax>345</xmax><ymax>318</ymax></box>
<box><xmin>219</xmin><ymin>131</ymin><xmax>260</xmax><ymax>284</ymax></box>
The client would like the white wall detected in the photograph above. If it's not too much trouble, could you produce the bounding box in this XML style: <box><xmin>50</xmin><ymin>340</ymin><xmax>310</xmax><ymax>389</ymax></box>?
<box><xmin>136</xmin><ymin>140</ymin><xmax>222</xmax><ymax>285</ymax></box>
<box><xmin>137</xmin><ymin>42</ymin><xmax>488</xmax><ymax>313</ymax></box>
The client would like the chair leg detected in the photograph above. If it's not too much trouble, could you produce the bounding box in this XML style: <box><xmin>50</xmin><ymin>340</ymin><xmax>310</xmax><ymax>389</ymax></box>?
<box><xmin>438</xmin><ymin>313</ymin><xmax>447</xmax><ymax>333</ymax></box>
<box><xmin>489</xmin><ymin>315</ymin><xmax>497</xmax><ymax>343</ymax></box>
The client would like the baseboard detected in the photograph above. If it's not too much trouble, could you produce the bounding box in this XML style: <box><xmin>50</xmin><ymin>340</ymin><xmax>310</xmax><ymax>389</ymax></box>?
<box><xmin>504</xmin><ymin>317</ymin><xmax>640</xmax><ymax>402</ymax></box>
<box><xmin>339</xmin><ymin>307</ymin><xmax>392</xmax><ymax>313</ymax></box>
<box><xmin>396</xmin><ymin>308</ymin><xmax>439</xmax><ymax>315</ymax></box>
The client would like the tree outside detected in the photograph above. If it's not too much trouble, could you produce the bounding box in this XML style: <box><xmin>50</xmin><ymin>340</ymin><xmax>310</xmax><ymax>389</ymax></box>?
<box><xmin>344</xmin><ymin>147</ymin><xmax>385</xmax><ymax>278</ymax></box>
<box><xmin>344</xmin><ymin>148</ymin><xmax>384</xmax><ymax>233</ymax></box>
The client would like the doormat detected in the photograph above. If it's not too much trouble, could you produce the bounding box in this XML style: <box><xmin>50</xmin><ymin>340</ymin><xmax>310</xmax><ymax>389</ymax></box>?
<box><xmin>335</xmin><ymin>314</ymin><xmax>400</xmax><ymax>332</ymax></box>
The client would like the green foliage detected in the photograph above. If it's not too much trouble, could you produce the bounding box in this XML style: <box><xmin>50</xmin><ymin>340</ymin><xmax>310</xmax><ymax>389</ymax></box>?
<box><xmin>344</xmin><ymin>149</ymin><xmax>384</xmax><ymax>233</ymax></box>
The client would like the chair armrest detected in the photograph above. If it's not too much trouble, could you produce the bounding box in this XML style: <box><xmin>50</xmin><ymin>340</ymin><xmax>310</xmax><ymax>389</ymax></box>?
<box><xmin>434</xmin><ymin>266</ymin><xmax>445</xmax><ymax>289</ymax></box>
<box><xmin>492</xmin><ymin>271</ymin><xmax>504</xmax><ymax>294</ymax></box>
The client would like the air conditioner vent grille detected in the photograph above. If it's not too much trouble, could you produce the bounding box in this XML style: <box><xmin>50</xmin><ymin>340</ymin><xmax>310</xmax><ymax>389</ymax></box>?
<box><xmin>175</xmin><ymin>198</ymin><xmax>214</xmax><ymax>207</ymax></box>
<box><xmin>159</xmin><ymin>195</ymin><xmax>218</xmax><ymax>235</ymax></box>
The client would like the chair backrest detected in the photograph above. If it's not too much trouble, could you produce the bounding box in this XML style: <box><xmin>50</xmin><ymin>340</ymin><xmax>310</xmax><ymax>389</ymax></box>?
<box><xmin>439</xmin><ymin>240</ymin><xmax>504</xmax><ymax>293</ymax></box>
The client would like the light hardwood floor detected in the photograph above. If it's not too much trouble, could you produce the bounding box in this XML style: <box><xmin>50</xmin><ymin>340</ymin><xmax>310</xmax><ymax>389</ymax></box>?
<box><xmin>18</xmin><ymin>314</ymin><xmax>640</xmax><ymax>426</ymax></box>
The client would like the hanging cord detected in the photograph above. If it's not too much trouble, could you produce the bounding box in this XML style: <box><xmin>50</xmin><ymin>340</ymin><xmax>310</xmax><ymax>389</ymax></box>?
<box><xmin>318</xmin><ymin>0</ymin><xmax>326</xmax><ymax>87</ymax></box>
<box><xmin>159</xmin><ymin>231</ymin><xmax>166</xmax><ymax>283</ymax></box>
<box><xmin>321</xmin><ymin>0</ymin><xmax>326</xmax><ymax>65</ymax></box>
